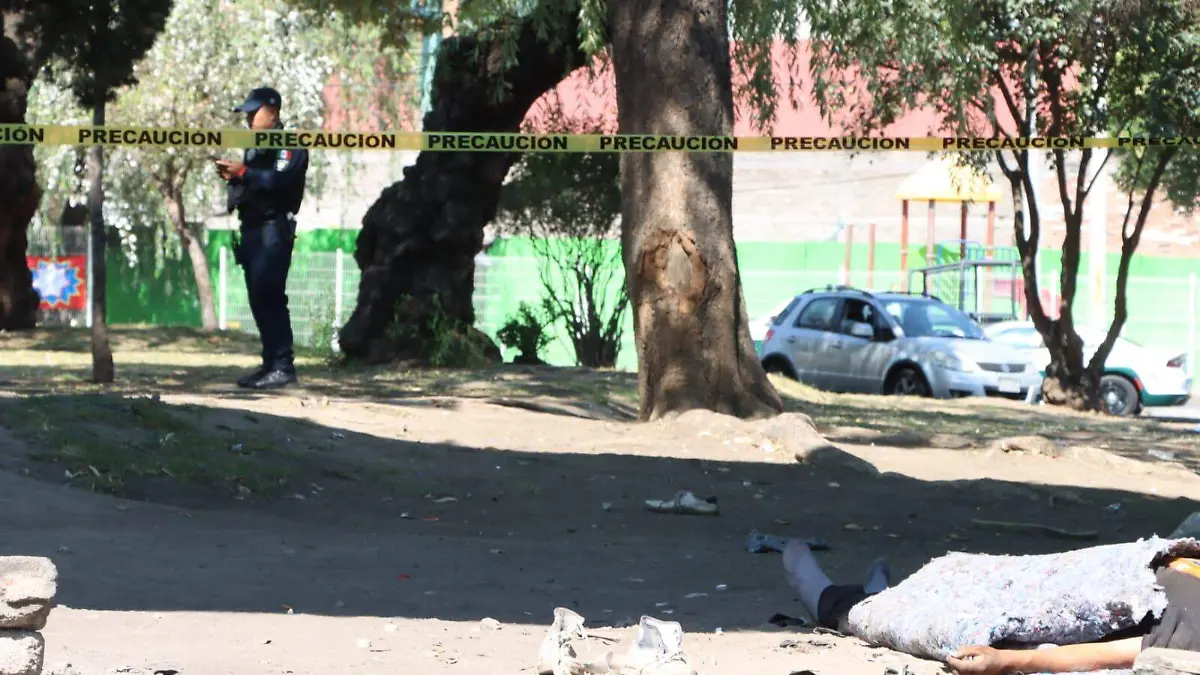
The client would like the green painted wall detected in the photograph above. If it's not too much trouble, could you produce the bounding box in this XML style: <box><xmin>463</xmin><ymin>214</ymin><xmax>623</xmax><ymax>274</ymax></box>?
<box><xmin>100</xmin><ymin>227</ymin><xmax>1200</xmax><ymax>372</ymax></box>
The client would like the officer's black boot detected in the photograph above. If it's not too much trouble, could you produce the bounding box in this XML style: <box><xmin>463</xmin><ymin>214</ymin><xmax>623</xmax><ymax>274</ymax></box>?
<box><xmin>250</xmin><ymin>369</ymin><xmax>298</xmax><ymax>389</ymax></box>
<box><xmin>236</xmin><ymin>366</ymin><xmax>268</xmax><ymax>388</ymax></box>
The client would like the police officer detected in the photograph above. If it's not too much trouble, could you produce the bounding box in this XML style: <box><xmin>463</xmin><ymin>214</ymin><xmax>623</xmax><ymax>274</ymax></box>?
<box><xmin>214</xmin><ymin>87</ymin><xmax>309</xmax><ymax>389</ymax></box>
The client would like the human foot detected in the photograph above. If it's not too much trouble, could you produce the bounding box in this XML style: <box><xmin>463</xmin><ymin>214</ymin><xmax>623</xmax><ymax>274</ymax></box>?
<box><xmin>863</xmin><ymin>556</ymin><xmax>892</xmax><ymax>595</ymax></box>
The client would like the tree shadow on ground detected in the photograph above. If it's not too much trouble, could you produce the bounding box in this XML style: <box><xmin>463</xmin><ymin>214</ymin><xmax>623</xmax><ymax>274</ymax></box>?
<box><xmin>0</xmin><ymin>392</ymin><xmax>1195</xmax><ymax>633</ymax></box>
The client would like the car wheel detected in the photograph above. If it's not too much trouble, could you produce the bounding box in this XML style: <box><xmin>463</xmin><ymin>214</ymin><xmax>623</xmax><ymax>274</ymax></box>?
<box><xmin>762</xmin><ymin>357</ymin><xmax>797</xmax><ymax>380</ymax></box>
<box><xmin>1099</xmin><ymin>374</ymin><xmax>1140</xmax><ymax>417</ymax></box>
<box><xmin>887</xmin><ymin>366</ymin><xmax>931</xmax><ymax>397</ymax></box>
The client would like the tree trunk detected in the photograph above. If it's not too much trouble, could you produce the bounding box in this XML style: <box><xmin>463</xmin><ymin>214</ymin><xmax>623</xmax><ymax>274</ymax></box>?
<box><xmin>163</xmin><ymin>190</ymin><xmax>217</xmax><ymax>330</ymax></box>
<box><xmin>88</xmin><ymin>96</ymin><xmax>114</xmax><ymax>384</ymax></box>
<box><xmin>1040</xmin><ymin>147</ymin><xmax>1096</xmax><ymax>411</ymax></box>
<box><xmin>609</xmin><ymin>0</ymin><xmax>783</xmax><ymax>420</ymax></box>
<box><xmin>0</xmin><ymin>16</ymin><xmax>41</xmax><ymax>331</ymax></box>
<box><xmin>337</xmin><ymin>4</ymin><xmax>588</xmax><ymax>363</ymax></box>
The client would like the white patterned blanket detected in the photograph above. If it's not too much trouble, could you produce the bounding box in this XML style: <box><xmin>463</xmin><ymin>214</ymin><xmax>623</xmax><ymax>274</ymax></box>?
<box><xmin>844</xmin><ymin>537</ymin><xmax>1200</xmax><ymax>674</ymax></box>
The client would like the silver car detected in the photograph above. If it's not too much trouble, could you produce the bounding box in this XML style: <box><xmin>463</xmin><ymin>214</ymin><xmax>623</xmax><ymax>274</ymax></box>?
<box><xmin>758</xmin><ymin>286</ymin><xmax>1041</xmax><ymax>399</ymax></box>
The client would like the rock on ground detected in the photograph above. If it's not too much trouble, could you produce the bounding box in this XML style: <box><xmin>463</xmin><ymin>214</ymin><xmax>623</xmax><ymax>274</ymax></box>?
<box><xmin>0</xmin><ymin>630</ymin><xmax>44</xmax><ymax>675</ymax></box>
<box><xmin>987</xmin><ymin>435</ymin><xmax>1059</xmax><ymax>458</ymax></box>
<box><xmin>0</xmin><ymin>557</ymin><xmax>57</xmax><ymax>631</ymax></box>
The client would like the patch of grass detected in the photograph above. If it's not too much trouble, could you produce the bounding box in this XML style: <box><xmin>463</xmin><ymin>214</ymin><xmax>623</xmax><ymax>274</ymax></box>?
<box><xmin>5</xmin><ymin>394</ymin><xmax>292</xmax><ymax>497</ymax></box>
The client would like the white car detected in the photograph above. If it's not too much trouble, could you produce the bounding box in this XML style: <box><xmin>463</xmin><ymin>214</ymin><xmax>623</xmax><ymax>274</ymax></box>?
<box><xmin>758</xmin><ymin>286</ymin><xmax>1041</xmax><ymax>399</ymax></box>
<box><xmin>984</xmin><ymin>320</ymin><xmax>1192</xmax><ymax>416</ymax></box>
<box><xmin>751</xmin><ymin>298</ymin><xmax>798</xmax><ymax>355</ymax></box>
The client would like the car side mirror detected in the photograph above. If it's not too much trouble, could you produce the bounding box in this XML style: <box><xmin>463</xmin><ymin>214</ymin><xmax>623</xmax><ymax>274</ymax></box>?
<box><xmin>849</xmin><ymin>322</ymin><xmax>875</xmax><ymax>339</ymax></box>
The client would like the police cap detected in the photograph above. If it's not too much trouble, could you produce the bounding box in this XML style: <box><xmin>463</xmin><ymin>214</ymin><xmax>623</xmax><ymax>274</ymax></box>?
<box><xmin>233</xmin><ymin>87</ymin><xmax>283</xmax><ymax>113</ymax></box>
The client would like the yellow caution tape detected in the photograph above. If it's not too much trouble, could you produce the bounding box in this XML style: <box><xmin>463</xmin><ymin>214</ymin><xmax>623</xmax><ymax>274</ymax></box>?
<box><xmin>3</xmin><ymin>124</ymin><xmax>1198</xmax><ymax>152</ymax></box>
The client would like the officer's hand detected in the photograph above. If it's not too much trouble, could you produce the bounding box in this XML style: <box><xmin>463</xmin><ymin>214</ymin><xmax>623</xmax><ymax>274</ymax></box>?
<box><xmin>214</xmin><ymin>160</ymin><xmax>243</xmax><ymax>180</ymax></box>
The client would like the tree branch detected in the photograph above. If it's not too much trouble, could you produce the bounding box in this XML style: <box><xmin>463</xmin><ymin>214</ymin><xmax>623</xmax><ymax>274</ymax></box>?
<box><xmin>1090</xmin><ymin>148</ymin><xmax>1175</xmax><ymax>374</ymax></box>
<box><xmin>1083</xmin><ymin>149</ymin><xmax>1112</xmax><ymax>199</ymax></box>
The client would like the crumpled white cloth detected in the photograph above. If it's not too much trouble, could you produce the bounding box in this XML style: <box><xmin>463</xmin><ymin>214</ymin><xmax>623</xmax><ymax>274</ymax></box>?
<box><xmin>844</xmin><ymin>537</ymin><xmax>1200</xmax><ymax>675</ymax></box>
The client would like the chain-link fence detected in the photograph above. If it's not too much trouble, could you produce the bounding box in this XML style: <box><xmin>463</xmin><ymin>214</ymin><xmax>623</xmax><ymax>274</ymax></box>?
<box><xmin>214</xmin><ymin>245</ymin><xmax>1200</xmax><ymax>376</ymax></box>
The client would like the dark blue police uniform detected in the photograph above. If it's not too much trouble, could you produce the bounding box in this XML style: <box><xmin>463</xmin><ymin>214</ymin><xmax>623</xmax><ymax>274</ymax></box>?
<box><xmin>226</xmin><ymin>87</ymin><xmax>309</xmax><ymax>389</ymax></box>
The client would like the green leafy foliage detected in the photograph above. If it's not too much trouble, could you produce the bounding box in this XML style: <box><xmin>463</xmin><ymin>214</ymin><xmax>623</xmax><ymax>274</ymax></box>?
<box><xmin>283</xmin><ymin>0</ymin><xmax>810</xmax><ymax>132</ymax></box>
<box><xmin>800</xmin><ymin>0</ymin><xmax>1200</xmax><ymax>409</ymax></box>
<box><xmin>17</xmin><ymin>0</ymin><xmax>173</xmax><ymax>106</ymax></box>
<box><xmin>1107</xmin><ymin>0</ymin><xmax>1200</xmax><ymax>212</ymax></box>
<box><xmin>495</xmin><ymin>98</ymin><xmax>627</xmax><ymax>367</ymax></box>
<box><xmin>496</xmin><ymin>301</ymin><xmax>553</xmax><ymax>362</ymax></box>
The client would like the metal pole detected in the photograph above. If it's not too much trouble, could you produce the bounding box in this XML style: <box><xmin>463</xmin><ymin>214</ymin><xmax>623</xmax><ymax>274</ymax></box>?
<box><xmin>335</xmin><ymin>247</ymin><xmax>345</xmax><ymax>327</ymax></box>
<box><xmin>1189</xmin><ymin>272</ymin><xmax>1197</xmax><ymax>378</ymax></box>
<box><xmin>218</xmin><ymin>245</ymin><xmax>228</xmax><ymax>330</ymax></box>
<box><xmin>926</xmin><ymin>199</ymin><xmax>936</xmax><ymax>265</ymax></box>
<box><xmin>900</xmin><ymin>200</ymin><xmax>910</xmax><ymax>290</ymax></box>
<box><xmin>85</xmin><ymin>224</ymin><xmax>93</xmax><ymax>328</ymax></box>
<box><xmin>867</xmin><ymin>223</ymin><xmax>877</xmax><ymax>290</ymax></box>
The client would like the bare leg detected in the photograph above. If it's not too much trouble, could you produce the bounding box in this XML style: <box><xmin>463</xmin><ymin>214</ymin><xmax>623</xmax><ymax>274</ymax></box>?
<box><xmin>782</xmin><ymin>540</ymin><xmax>833</xmax><ymax>619</ymax></box>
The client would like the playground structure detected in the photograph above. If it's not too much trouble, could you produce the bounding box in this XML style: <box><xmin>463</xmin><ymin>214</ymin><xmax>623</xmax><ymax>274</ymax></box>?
<box><xmin>840</xmin><ymin>157</ymin><xmax>1057</xmax><ymax>323</ymax></box>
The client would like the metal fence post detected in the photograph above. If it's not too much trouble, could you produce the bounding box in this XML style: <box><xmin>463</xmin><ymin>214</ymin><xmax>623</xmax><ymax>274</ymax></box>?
<box><xmin>1190</xmin><ymin>273</ymin><xmax>1197</xmax><ymax>377</ymax></box>
<box><xmin>334</xmin><ymin>248</ymin><xmax>345</xmax><ymax>327</ymax></box>
<box><xmin>218</xmin><ymin>246</ymin><xmax>228</xmax><ymax>330</ymax></box>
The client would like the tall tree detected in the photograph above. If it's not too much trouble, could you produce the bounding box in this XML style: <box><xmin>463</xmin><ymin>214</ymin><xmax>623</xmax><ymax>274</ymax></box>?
<box><xmin>0</xmin><ymin>8</ymin><xmax>43</xmax><ymax>331</ymax></box>
<box><xmin>333</xmin><ymin>1</ymin><xmax>591</xmax><ymax>363</ymax></box>
<box><xmin>25</xmin><ymin>0</ymin><xmax>173</xmax><ymax>382</ymax></box>
<box><xmin>297</xmin><ymin>0</ymin><xmax>800</xmax><ymax>419</ymax></box>
<box><xmin>610</xmin><ymin>0</ymin><xmax>782</xmax><ymax>419</ymax></box>
<box><xmin>106</xmin><ymin>0</ymin><xmax>334</xmax><ymax>330</ymax></box>
<box><xmin>800</xmin><ymin>0</ymin><xmax>1200</xmax><ymax>411</ymax></box>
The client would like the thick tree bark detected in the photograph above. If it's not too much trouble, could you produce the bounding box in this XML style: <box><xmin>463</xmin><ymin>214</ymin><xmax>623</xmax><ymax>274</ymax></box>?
<box><xmin>88</xmin><ymin>96</ymin><xmax>114</xmax><ymax>384</ymax></box>
<box><xmin>609</xmin><ymin>0</ymin><xmax>783</xmax><ymax>420</ymax></box>
<box><xmin>337</xmin><ymin>5</ymin><xmax>587</xmax><ymax>363</ymax></box>
<box><xmin>1039</xmin><ymin>147</ymin><xmax>1097</xmax><ymax>411</ymax></box>
<box><xmin>0</xmin><ymin>13</ymin><xmax>41</xmax><ymax>331</ymax></box>
<box><xmin>163</xmin><ymin>187</ymin><xmax>217</xmax><ymax>330</ymax></box>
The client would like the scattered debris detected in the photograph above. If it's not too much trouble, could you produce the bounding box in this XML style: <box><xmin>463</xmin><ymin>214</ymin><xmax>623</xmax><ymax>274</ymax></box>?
<box><xmin>479</xmin><ymin>617</ymin><xmax>502</xmax><ymax>631</ymax></box>
<box><xmin>1148</xmin><ymin>449</ymin><xmax>1177</xmax><ymax>462</ymax></box>
<box><xmin>767</xmin><ymin>613</ymin><xmax>809</xmax><ymax>628</ymax></box>
<box><xmin>989</xmin><ymin>435</ymin><xmax>1059</xmax><ymax>458</ymax></box>
<box><xmin>355</xmin><ymin>638</ymin><xmax>372</xmax><ymax>650</ymax></box>
<box><xmin>714</xmin><ymin>584</ymin><xmax>728</xmax><ymax>592</ymax></box>
<box><xmin>601</xmin><ymin>502</ymin><xmax>613</xmax><ymax>512</ymax></box>
<box><xmin>843</xmin><ymin>523</ymin><xmax>865</xmax><ymax>532</ymax></box>
<box><xmin>1107</xmin><ymin>503</ymin><xmax>1123</xmax><ymax>513</ymax></box>
<box><xmin>644</xmin><ymin>491</ymin><xmax>718</xmax><ymax>516</ymax></box>
<box><xmin>683</xmin><ymin>593</ymin><xmax>708</xmax><ymax>599</ymax></box>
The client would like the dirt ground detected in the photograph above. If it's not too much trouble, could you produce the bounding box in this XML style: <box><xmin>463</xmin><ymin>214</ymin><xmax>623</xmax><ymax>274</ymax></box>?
<box><xmin>2</xmin><ymin>327</ymin><xmax>1199</xmax><ymax>675</ymax></box>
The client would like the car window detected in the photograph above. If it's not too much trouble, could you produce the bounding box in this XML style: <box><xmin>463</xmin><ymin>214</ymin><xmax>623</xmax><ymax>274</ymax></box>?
<box><xmin>883</xmin><ymin>299</ymin><xmax>985</xmax><ymax>339</ymax></box>
<box><xmin>1005</xmin><ymin>327</ymin><xmax>1045</xmax><ymax>349</ymax></box>
<box><xmin>770</xmin><ymin>297</ymin><xmax>803</xmax><ymax>326</ymax></box>
<box><xmin>839</xmin><ymin>299</ymin><xmax>881</xmax><ymax>335</ymax></box>
<box><xmin>795</xmin><ymin>297</ymin><xmax>840</xmax><ymax>331</ymax></box>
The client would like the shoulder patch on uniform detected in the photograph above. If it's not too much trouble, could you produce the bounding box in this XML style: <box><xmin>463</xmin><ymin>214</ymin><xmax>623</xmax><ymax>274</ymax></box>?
<box><xmin>275</xmin><ymin>150</ymin><xmax>290</xmax><ymax>171</ymax></box>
